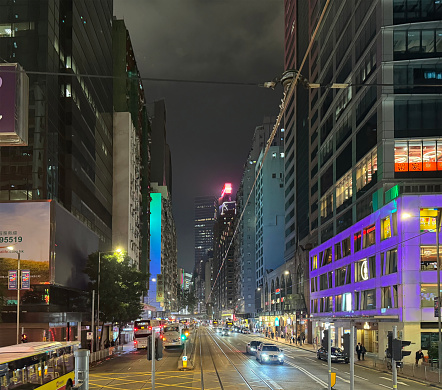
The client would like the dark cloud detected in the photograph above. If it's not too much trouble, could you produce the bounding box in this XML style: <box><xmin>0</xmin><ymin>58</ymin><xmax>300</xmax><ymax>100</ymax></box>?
<box><xmin>114</xmin><ymin>0</ymin><xmax>284</xmax><ymax>272</ymax></box>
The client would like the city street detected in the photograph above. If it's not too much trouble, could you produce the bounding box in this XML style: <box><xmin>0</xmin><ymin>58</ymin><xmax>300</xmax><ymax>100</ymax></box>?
<box><xmin>89</xmin><ymin>327</ymin><xmax>435</xmax><ymax>389</ymax></box>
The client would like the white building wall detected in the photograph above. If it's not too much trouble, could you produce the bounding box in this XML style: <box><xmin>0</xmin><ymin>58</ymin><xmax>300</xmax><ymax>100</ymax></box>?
<box><xmin>112</xmin><ymin>112</ymin><xmax>141</xmax><ymax>268</ymax></box>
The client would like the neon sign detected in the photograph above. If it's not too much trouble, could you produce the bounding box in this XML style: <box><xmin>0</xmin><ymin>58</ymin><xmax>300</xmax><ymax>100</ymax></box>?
<box><xmin>220</xmin><ymin>183</ymin><xmax>232</xmax><ymax>197</ymax></box>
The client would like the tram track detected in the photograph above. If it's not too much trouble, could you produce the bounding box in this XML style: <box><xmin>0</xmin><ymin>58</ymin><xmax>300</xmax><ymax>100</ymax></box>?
<box><xmin>198</xmin><ymin>327</ymin><xmax>282</xmax><ymax>390</ymax></box>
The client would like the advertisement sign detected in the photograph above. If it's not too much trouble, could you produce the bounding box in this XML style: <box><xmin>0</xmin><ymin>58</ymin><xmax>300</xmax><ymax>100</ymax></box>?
<box><xmin>8</xmin><ymin>270</ymin><xmax>17</xmax><ymax>290</ymax></box>
<box><xmin>21</xmin><ymin>270</ymin><xmax>30</xmax><ymax>289</ymax></box>
<box><xmin>0</xmin><ymin>202</ymin><xmax>50</xmax><ymax>288</ymax></box>
<box><xmin>420</xmin><ymin>208</ymin><xmax>439</xmax><ymax>232</ymax></box>
<box><xmin>156</xmin><ymin>274</ymin><xmax>164</xmax><ymax>302</ymax></box>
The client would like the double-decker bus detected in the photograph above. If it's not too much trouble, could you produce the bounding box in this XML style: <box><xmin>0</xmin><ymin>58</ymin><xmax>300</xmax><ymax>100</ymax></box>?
<box><xmin>133</xmin><ymin>320</ymin><xmax>161</xmax><ymax>349</ymax></box>
<box><xmin>162</xmin><ymin>323</ymin><xmax>184</xmax><ymax>348</ymax></box>
<box><xmin>0</xmin><ymin>341</ymin><xmax>80</xmax><ymax>390</ymax></box>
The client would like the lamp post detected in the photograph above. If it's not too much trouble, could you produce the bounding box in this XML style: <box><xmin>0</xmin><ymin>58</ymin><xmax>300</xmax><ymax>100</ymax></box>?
<box><xmin>96</xmin><ymin>248</ymin><xmax>121</xmax><ymax>349</ymax></box>
<box><xmin>7</xmin><ymin>246</ymin><xmax>21</xmax><ymax>344</ymax></box>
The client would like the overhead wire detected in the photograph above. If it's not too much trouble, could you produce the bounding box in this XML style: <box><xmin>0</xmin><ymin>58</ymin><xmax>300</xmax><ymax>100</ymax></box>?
<box><xmin>205</xmin><ymin>0</ymin><xmax>333</xmax><ymax>305</ymax></box>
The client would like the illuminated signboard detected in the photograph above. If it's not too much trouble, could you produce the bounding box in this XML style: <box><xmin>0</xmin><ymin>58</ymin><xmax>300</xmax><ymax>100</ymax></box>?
<box><xmin>275</xmin><ymin>288</ymin><xmax>280</xmax><ymax>294</ymax></box>
<box><xmin>361</xmin><ymin>260</ymin><xmax>369</xmax><ymax>281</ymax></box>
<box><xmin>221</xmin><ymin>183</ymin><xmax>232</xmax><ymax>197</ymax></box>
<box><xmin>394</xmin><ymin>140</ymin><xmax>442</xmax><ymax>172</ymax></box>
<box><xmin>420</xmin><ymin>208</ymin><xmax>439</xmax><ymax>231</ymax></box>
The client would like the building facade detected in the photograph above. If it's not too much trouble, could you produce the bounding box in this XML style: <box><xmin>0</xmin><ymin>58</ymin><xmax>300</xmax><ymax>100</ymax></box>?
<box><xmin>194</xmin><ymin>195</ymin><xmax>217</xmax><ymax>313</ymax></box>
<box><xmin>0</xmin><ymin>0</ymin><xmax>113</xmax><ymax>343</ymax></box>
<box><xmin>310</xmin><ymin>194</ymin><xmax>442</xmax><ymax>363</ymax></box>
<box><xmin>112</xmin><ymin>112</ymin><xmax>141</xmax><ymax>267</ymax></box>
<box><xmin>113</xmin><ymin>18</ymin><xmax>151</xmax><ymax>276</ymax></box>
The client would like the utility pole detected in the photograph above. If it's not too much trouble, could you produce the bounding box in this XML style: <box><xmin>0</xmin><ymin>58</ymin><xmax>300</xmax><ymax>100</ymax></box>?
<box><xmin>91</xmin><ymin>289</ymin><xmax>95</xmax><ymax>353</ymax></box>
<box><xmin>151</xmin><ymin>327</ymin><xmax>156</xmax><ymax>390</ymax></box>
<box><xmin>392</xmin><ymin>325</ymin><xmax>398</xmax><ymax>389</ymax></box>
<box><xmin>327</xmin><ymin>327</ymin><xmax>332</xmax><ymax>390</ymax></box>
<box><xmin>350</xmin><ymin>325</ymin><xmax>355</xmax><ymax>390</ymax></box>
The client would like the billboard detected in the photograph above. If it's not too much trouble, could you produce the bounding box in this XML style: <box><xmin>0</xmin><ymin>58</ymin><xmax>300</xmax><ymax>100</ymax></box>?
<box><xmin>156</xmin><ymin>274</ymin><xmax>164</xmax><ymax>303</ymax></box>
<box><xmin>0</xmin><ymin>202</ymin><xmax>50</xmax><ymax>288</ymax></box>
<box><xmin>0</xmin><ymin>63</ymin><xmax>29</xmax><ymax>145</ymax></box>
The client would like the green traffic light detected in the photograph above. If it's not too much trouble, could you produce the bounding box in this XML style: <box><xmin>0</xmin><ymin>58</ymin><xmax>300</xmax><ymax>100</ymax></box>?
<box><xmin>181</xmin><ymin>334</ymin><xmax>186</xmax><ymax>340</ymax></box>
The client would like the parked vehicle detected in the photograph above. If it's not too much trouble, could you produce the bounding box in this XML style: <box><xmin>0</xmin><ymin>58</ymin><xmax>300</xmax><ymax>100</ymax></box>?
<box><xmin>317</xmin><ymin>346</ymin><xmax>349</xmax><ymax>363</ymax></box>
<box><xmin>256</xmin><ymin>344</ymin><xmax>284</xmax><ymax>364</ymax></box>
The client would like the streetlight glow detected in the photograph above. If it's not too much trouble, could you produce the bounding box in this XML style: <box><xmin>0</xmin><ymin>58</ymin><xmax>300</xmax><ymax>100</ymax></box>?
<box><xmin>284</xmin><ymin>270</ymin><xmax>289</xmax><ymax>275</ymax></box>
<box><xmin>402</xmin><ymin>212</ymin><xmax>412</xmax><ymax>219</ymax></box>
<box><xmin>7</xmin><ymin>246</ymin><xmax>13</xmax><ymax>250</ymax></box>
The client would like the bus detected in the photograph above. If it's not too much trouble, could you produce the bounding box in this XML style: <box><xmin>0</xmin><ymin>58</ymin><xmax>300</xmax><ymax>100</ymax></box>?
<box><xmin>0</xmin><ymin>341</ymin><xmax>80</xmax><ymax>390</ymax></box>
<box><xmin>162</xmin><ymin>323</ymin><xmax>184</xmax><ymax>348</ymax></box>
<box><xmin>133</xmin><ymin>320</ymin><xmax>161</xmax><ymax>349</ymax></box>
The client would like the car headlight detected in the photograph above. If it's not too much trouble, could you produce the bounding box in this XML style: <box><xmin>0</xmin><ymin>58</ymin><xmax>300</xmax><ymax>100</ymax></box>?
<box><xmin>262</xmin><ymin>354</ymin><xmax>268</xmax><ymax>359</ymax></box>
<box><xmin>279</xmin><ymin>354</ymin><xmax>284</xmax><ymax>359</ymax></box>
<box><xmin>251</xmin><ymin>347</ymin><xmax>256</xmax><ymax>351</ymax></box>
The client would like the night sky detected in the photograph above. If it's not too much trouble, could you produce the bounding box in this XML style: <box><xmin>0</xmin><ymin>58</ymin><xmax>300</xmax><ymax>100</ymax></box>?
<box><xmin>113</xmin><ymin>0</ymin><xmax>284</xmax><ymax>272</ymax></box>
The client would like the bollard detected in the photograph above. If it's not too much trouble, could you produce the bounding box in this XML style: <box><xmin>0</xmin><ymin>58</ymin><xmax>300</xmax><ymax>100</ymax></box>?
<box><xmin>182</xmin><ymin>355</ymin><xmax>187</xmax><ymax>369</ymax></box>
<box><xmin>74</xmin><ymin>349</ymin><xmax>90</xmax><ymax>390</ymax></box>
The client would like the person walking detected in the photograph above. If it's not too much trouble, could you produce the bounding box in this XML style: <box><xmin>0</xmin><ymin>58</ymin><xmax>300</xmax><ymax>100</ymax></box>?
<box><xmin>297</xmin><ymin>335</ymin><xmax>301</xmax><ymax>345</ymax></box>
<box><xmin>301</xmin><ymin>333</ymin><xmax>305</xmax><ymax>345</ymax></box>
<box><xmin>356</xmin><ymin>343</ymin><xmax>362</xmax><ymax>360</ymax></box>
<box><xmin>415</xmin><ymin>349</ymin><xmax>424</xmax><ymax>366</ymax></box>
<box><xmin>361</xmin><ymin>344</ymin><xmax>366</xmax><ymax>360</ymax></box>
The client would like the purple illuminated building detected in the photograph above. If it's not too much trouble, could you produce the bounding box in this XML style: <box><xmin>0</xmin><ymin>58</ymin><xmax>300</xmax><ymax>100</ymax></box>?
<box><xmin>310</xmin><ymin>194</ymin><xmax>442</xmax><ymax>363</ymax></box>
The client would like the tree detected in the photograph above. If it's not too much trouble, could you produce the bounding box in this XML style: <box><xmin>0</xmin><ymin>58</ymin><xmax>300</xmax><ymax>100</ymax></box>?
<box><xmin>84</xmin><ymin>251</ymin><xmax>148</xmax><ymax>347</ymax></box>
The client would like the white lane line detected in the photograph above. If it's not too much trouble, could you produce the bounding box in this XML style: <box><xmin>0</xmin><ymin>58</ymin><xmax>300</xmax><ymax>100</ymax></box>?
<box><xmin>379</xmin><ymin>376</ymin><xmax>391</xmax><ymax>381</ymax></box>
<box><xmin>355</xmin><ymin>375</ymin><xmax>368</xmax><ymax>381</ymax></box>
<box><xmin>285</xmin><ymin>361</ymin><xmax>328</xmax><ymax>388</ymax></box>
<box><xmin>378</xmin><ymin>384</ymin><xmax>390</xmax><ymax>389</ymax></box>
<box><xmin>398</xmin><ymin>382</ymin><xmax>409</xmax><ymax>386</ymax></box>
<box><xmin>337</xmin><ymin>376</ymin><xmax>350</xmax><ymax>383</ymax></box>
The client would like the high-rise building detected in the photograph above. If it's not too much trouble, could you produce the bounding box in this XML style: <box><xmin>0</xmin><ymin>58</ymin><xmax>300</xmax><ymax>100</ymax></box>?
<box><xmin>212</xmin><ymin>183</ymin><xmax>236</xmax><ymax>319</ymax></box>
<box><xmin>113</xmin><ymin>18</ymin><xmax>151</xmax><ymax>276</ymax></box>
<box><xmin>194</xmin><ymin>195</ymin><xmax>217</xmax><ymax>313</ymax></box>
<box><xmin>0</xmin><ymin>0</ymin><xmax>113</xmax><ymax>344</ymax></box>
<box><xmin>283</xmin><ymin>0</ymin><xmax>442</xmax><ymax>353</ymax></box>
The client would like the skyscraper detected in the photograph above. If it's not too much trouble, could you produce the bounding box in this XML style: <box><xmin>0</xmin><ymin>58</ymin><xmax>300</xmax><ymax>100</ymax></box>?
<box><xmin>194</xmin><ymin>195</ymin><xmax>217</xmax><ymax>312</ymax></box>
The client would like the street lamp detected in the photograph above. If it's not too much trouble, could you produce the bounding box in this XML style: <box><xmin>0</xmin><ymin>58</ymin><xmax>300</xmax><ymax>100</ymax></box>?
<box><xmin>7</xmin><ymin>246</ymin><xmax>21</xmax><ymax>344</ymax></box>
<box><xmin>97</xmin><ymin>248</ymin><xmax>122</xmax><ymax>348</ymax></box>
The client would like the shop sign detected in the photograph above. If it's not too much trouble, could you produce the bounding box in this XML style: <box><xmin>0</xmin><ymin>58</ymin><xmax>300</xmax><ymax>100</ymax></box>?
<box><xmin>275</xmin><ymin>317</ymin><xmax>279</xmax><ymax>326</ymax></box>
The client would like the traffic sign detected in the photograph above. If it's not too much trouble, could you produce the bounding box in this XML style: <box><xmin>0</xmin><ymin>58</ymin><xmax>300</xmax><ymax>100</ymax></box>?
<box><xmin>87</xmin><ymin>332</ymin><xmax>93</xmax><ymax>340</ymax></box>
<box><xmin>182</xmin><ymin>356</ymin><xmax>187</xmax><ymax>361</ymax></box>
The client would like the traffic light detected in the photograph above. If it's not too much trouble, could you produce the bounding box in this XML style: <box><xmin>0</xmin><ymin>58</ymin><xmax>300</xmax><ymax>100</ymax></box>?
<box><xmin>392</xmin><ymin>339</ymin><xmax>412</xmax><ymax>361</ymax></box>
<box><xmin>21</xmin><ymin>334</ymin><xmax>28</xmax><ymax>343</ymax></box>
<box><xmin>147</xmin><ymin>336</ymin><xmax>152</xmax><ymax>360</ymax></box>
<box><xmin>184</xmin><ymin>329</ymin><xmax>189</xmax><ymax>338</ymax></box>
<box><xmin>321</xmin><ymin>329</ymin><xmax>329</xmax><ymax>349</ymax></box>
<box><xmin>386</xmin><ymin>331</ymin><xmax>392</xmax><ymax>359</ymax></box>
<box><xmin>341</xmin><ymin>333</ymin><xmax>350</xmax><ymax>357</ymax></box>
<box><xmin>181</xmin><ymin>333</ymin><xmax>187</xmax><ymax>341</ymax></box>
<box><xmin>155</xmin><ymin>337</ymin><xmax>163</xmax><ymax>360</ymax></box>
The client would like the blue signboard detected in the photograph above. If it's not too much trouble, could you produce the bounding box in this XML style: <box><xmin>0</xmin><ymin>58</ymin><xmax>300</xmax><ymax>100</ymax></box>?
<box><xmin>275</xmin><ymin>317</ymin><xmax>279</xmax><ymax>326</ymax></box>
<box><xmin>8</xmin><ymin>270</ymin><xmax>17</xmax><ymax>290</ymax></box>
<box><xmin>21</xmin><ymin>270</ymin><xmax>30</xmax><ymax>289</ymax></box>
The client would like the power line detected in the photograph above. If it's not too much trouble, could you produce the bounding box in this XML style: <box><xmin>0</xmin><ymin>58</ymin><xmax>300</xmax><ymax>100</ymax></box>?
<box><xmin>0</xmin><ymin>67</ymin><xmax>261</xmax><ymax>87</ymax></box>
<box><xmin>206</xmin><ymin>0</ymin><xmax>333</xmax><ymax>305</ymax></box>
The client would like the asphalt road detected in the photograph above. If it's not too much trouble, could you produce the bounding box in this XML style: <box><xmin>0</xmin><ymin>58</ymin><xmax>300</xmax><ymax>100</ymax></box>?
<box><xmin>88</xmin><ymin>327</ymin><xmax>438</xmax><ymax>389</ymax></box>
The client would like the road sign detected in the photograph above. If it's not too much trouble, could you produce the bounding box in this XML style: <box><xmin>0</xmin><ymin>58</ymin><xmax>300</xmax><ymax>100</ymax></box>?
<box><xmin>182</xmin><ymin>355</ymin><xmax>187</xmax><ymax>368</ymax></box>
<box><xmin>87</xmin><ymin>332</ymin><xmax>93</xmax><ymax>340</ymax></box>
<box><xmin>182</xmin><ymin>356</ymin><xmax>187</xmax><ymax>361</ymax></box>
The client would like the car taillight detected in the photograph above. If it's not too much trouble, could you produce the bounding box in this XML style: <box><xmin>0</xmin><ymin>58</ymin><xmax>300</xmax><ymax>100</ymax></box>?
<box><xmin>134</xmin><ymin>340</ymin><xmax>138</xmax><ymax>344</ymax></box>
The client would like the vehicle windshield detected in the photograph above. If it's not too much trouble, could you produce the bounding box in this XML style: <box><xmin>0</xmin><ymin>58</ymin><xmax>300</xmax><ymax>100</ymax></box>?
<box><xmin>251</xmin><ymin>341</ymin><xmax>260</xmax><ymax>346</ymax></box>
<box><xmin>164</xmin><ymin>326</ymin><xmax>179</xmax><ymax>332</ymax></box>
<box><xmin>262</xmin><ymin>346</ymin><xmax>279</xmax><ymax>352</ymax></box>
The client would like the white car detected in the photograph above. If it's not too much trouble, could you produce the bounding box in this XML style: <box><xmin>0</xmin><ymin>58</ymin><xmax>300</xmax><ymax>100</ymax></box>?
<box><xmin>256</xmin><ymin>344</ymin><xmax>284</xmax><ymax>365</ymax></box>
<box><xmin>246</xmin><ymin>340</ymin><xmax>261</xmax><ymax>355</ymax></box>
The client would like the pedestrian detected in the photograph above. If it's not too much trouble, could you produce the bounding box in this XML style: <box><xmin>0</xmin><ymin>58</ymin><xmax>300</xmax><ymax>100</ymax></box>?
<box><xmin>271</xmin><ymin>331</ymin><xmax>274</xmax><ymax>339</ymax></box>
<box><xmin>356</xmin><ymin>343</ymin><xmax>362</xmax><ymax>360</ymax></box>
<box><xmin>361</xmin><ymin>344</ymin><xmax>366</xmax><ymax>360</ymax></box>
<box><xmin>301</xmin><ymin>333</ymin><xmax>305</xmax><ymax>345</ymax></box>
<box><xmin>289</xmin><ymin>333</ymin><xmax>292</xmax><ymax>344</ymax></box>
<box><xmin>297</xmin><ymin>335</ymin><xmax>301</xmax><ymax>345</ymax></box>
<box><xmin>415</xmin><ymin>349</ymin><xmax>424</xmax><ymax>366</ymax></box>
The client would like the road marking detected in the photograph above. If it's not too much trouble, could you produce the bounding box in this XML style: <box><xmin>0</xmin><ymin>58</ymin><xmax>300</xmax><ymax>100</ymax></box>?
<box><xmin>286</xmin><ymin>361</ymin><xmax>328</xmax><ymax>388</ymax></box>
<box><xmin>380</xmin><ymin>376</ymin><xmax>391</xmax><ymax>381</ymax></box>
<box><xmin>337</xmin><ymin>375</ymin><xmax>350</xmax><ymax>383</ymax></box>
<box><xmin>355</xmin><ymin>375</ymin><xmax>368</xmax><ymax>380</ymax></box>
<box><xmin>398</xmin><ymin>382</ymin><xmax>409</xmax><ymax>386</ymax></box>
<box><xmin>378</xmin><ymin>384</ymin><xmax>390</xmax><ymax>389</ymax></box>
